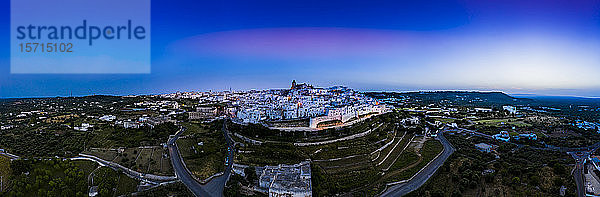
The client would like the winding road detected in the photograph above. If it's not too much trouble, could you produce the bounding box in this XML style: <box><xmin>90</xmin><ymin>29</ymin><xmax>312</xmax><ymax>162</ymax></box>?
<box><xmin>168</xmin><ymin>121</ymin><xmax>235</xmax><ymax>197</ymax></box>
<box><xmin>71</xmin><ymin>154</ymin><xmax>177</xmax><ymax>184</ymax></box>
<box><xmin>0</xmin><ymin>152</ymin><xmax>20</xmax><ymax>161</ymax></box>
<box><xmin>168</xmin><ymin>127</ymin><xmax>214</xmax><ymax>197</ymax></box>
<box><xmin>380</xmin><ymin>132</ymin><xmax>455</xmax><ymax>197</ymax></box>
<box><xmin>452</xmin><ymin>127</ymin><xmax>600</xmax><ymax>197</ymax></box>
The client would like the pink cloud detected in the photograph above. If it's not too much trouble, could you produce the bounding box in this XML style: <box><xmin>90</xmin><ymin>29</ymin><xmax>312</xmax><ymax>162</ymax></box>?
<box><xmin>169</xmin><ymin>28</ymin><xmax>434</xmax><ymax>59</ymax></box>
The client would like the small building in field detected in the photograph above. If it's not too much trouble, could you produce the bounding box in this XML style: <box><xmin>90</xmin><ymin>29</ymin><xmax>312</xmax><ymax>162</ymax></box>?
<box><xmin>475</xmin><ymin>143</ymin><xmax>493</xmax><ymax>153</ymax></box>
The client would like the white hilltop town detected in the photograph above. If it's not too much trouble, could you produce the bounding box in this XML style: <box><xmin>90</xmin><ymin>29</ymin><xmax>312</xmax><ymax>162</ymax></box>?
<box><xmin>161</xmin><ymin>80</ymin><xmax>390</xmax><ymax>130</ymax></box>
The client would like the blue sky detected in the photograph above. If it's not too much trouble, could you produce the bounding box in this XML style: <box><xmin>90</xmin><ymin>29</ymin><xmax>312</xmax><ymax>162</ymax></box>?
<box><xmin>2</xmin><ymin>0</ymin><xmax>600</xmax><ymax>97</ymax></box>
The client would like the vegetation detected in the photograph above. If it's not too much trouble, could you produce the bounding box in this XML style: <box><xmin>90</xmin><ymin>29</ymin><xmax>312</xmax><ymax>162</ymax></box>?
<box><xmin>231</xmin><ymin>111</ymin><xmax>444</xmax><ymax>196</ymax></box>
<box><xmin>134</xmin><ymin>181</ymin><xmax>194</xmax><ymax>197</ymax></box>
<box><xmin>236</xmin><ymin>142</ymin><xmax>308</xmax><ymax>166</ymax></box>
<box><xmin>228</xmin><ymin>112</ymin><xmax>408</xmax><ymax>143</ymax></box>
<box><xmin>224</xmin><ymin>173</ymin><xmax>267</xmax><ymax>197</ymax></box>
<box><xmin>0</xmin><ymin>129</ymin><xmax>94</xmax><ymax>157</ymax></box>
<box><xmin>84</xmin><ymin>146</ymin><xmax>174</xmax><ymax>176</ymax></box>
<box><xmin>407</xmin><ymin>134</ymin><xmax>576</xmax><ymax>197</ymax></box>
<box><xmin>0</xmin><ymin>159</ymin><xmax>136</xmax><ymax>197</ymax></box>
<box><xmin>5</xmin><ymin>159</ymin><xmax>88</xmax><ymax>196</ymax></box>
<box><xmin>0</xmin><ymin>156</ymin><xmax>11</xmax><ymax>194</ymax></box>
<box><xmin>386</xmin><ymin>140</ymin><xmax>443</xmax><ymax>182</ymax></box>
<box><xmin>93</xmin><ymin>167</ymin><xmax>139</xmax><ymax>196</ymax></box>
<box><xmin>90</xmin><ymin>122</ymin><xmax>178</xmax><ymax>148</ymax></box>
<box><xmin>178</xmin><ymin>121</ymin><xmax>227</xmax><ymax>180</ymax></box>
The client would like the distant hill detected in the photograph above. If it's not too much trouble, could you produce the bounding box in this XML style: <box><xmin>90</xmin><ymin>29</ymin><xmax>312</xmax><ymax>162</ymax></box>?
<box><xmin>367</xmin><ymin>91</ymin><xmax>600</xmax><ymax>120</ymax></box>
<box><xmin>366</xmin><ymin>91</ymin><xmax>533</xmax><ymax>108</ymax></box>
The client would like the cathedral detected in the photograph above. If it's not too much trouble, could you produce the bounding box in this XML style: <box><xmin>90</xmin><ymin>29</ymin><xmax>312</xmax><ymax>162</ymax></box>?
<box><xmin>290</xmin><ymin>80</ymin><xmax>313</xmax><ymax>90</ymax></box>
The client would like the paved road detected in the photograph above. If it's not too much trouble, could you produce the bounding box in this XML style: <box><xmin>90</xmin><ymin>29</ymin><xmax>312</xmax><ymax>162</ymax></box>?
<box><xmin>569</xmin><ymin>151</ymin><xmax>587</xmax><ymax>197</ymax></box>
<box><xmin>568</xmin><ymin>148</ymin><xmax>600</xmax><ymax>197</ymax></box>
<box><xmin>169</xmin><ymin>122</ymin><xmax>236</xmax><ymax>197</ymax></box>
<box><xmin>169</xmin><ymin>127</ymin><xmax>214</xmax><ymax>197</ymax></box>
<box><xmin>573</xmin><ymin>162</ymin><xmax>585</xmax><ymax>197</ymax></box>
<box><xmin>193</xmin><ymin>122</ymin><xmax>235</xmax><ymax>197</ymax></box>
<box><xmin>73</xmin><ymin>154</ymin><xmax>177</xmax><ymax>183</ymax></box>
<box><xmin>0</xmin><ymin>152</ymin><xmax>20</xmax><ymax>160</ymax></box>
<box><xmin>380</xmin><ymin>132</ymin><xmax>455</xmax><ymax>197</ymax></box>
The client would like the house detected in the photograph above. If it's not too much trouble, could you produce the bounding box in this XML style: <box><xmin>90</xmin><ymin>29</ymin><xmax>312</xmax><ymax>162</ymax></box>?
<box><xmin>591</xmin><ymin>156</ymin><xmax>600</xmax><ymax>172</ymax></box>
<box><xmin>475</xmin><ymin>108</ymin><xmax>493</xmax><ymax>113</ymax></box>
<box><xmin>89</xmin><ymin>186</ymin><xmax>99</xmax><ymax>197</ymax></box>
<box><xmin>257</xmin><ymin>161</ymin><xmax>312</xmax><ymax>197</ymax></box>
<box><xmin>517</xmin><ymin>133</ymin><xmax>537</xmax><ymax>141</ymax></box>
<box><xmin>99</xmin><ymin>115</ymin><xmax>116</xmax><ymax>121</ymax></box>
<box><xmin>74</xmin><ymin>123</ymin><xmax>93</xmax><ymax>131</ymax></box>
<box><xmin>503</xmin><ymin>105</ymin><xmax>518</xmax><ymax>114</ymax></box>
<box><xmin>123</xmin><ymin>121</ymin><xmax>141</xmax><ymax>129</ymax></box>
<box><xmin>475</xmin><ymin>143</ymin><xmax>493</xmax><ymax>153</ymax></box>
<box><xmin>493</xmin><ymin>131</ymin><xmax>510</xmax><ymax>142</ymax></box>
<box><xmin>189</xmin><ymin>106</ymin><xmax>218</xmax><ymax>120</ymax></box>
<box><xmin>147</xmin><ymin>116</ymin><xmax>171</xmax><ymax>126</ymax></box>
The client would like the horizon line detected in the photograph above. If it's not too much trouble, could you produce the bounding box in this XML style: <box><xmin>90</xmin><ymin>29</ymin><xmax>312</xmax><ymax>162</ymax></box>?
<box><xmin>3</xmin><ymin>89</ymin><xmax>600</xmax><ymax>100</ymax></box>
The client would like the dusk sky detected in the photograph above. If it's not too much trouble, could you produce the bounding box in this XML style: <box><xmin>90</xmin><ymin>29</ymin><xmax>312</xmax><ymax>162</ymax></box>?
<box><xmin>2</xmin><ymin>0</ymin><xmax>600</xmax><ymax>97</ymax></box>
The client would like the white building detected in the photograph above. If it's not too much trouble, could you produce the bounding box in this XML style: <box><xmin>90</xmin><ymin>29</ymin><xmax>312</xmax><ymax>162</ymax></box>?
<box><xmin>257</xmin><ymin>161</ymin><xmax>312</xmax><ymax>197</ymax></box>
<box><xmin>99</xmin><ymin>115</ymin><xmax>116</xmax><ymax>121</ymax></box>
<box><xmin>475</xmin><ymin>108</ymin><xmax>493</xmax><ymax>113</ymax></box>
<box><xmin>503</xmin><ymin>105</ymin><xmax>518</xmax><ymax>114</ymax></box>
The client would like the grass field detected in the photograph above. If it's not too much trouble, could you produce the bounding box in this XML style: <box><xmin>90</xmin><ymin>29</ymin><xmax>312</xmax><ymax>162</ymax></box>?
<box><xmin>136</xmin><ymin>181</ymin><xmax>194</xmax><ymax>196</ymax></box>
<box><xmin>84</xmin><ymin>146</ymin><xmax>174</xmax><ymax>176</ymax></box>
<box><xmin>310</xmin><ymin>134</ymin><xmax>444</xmax><ymax>196</ymax></box>
<box><xmin>298</xmin><ymin>123</ymin><xmax>395</xmax><ymax>161</ymax></box>
<box><xmin>178</xmin><ymin>138</ymin><xmax>225</xmax><ymax>180</ymax></box>
<box><xmin>177</xmin><ymin>122</ymin><xmax>226</xmax><ymax>181</ymax></box>
<box><xmin>0</xmin><ymin>156</ymin><xmax>11</xmax><ymax>193</ymax></box>
<box><xmin>431</xmin><ymin>117</ymin><xmax>458</xmax><ymax>124</ymax></box>
<box><xmin>386</xmin><ymin>139</ymin><xmax>443</xmax><ymax>182</ymax></box>
<box><xmin>474</xmin><ymin>118</ymin><xmax>532</xmax><ymax>127</ymax></box>
<box><xmin>181</xmin><ymin>122</ymin><xmax>213</xmax><ymax>136</ymax></box>
<box><xmin>93</xmin><ymin>166</ymin><xmax>139</xmax><ymax>196</ymax></box>
<box><xmin>379</xmin><ymin>133</ymin><xmax>416</xmax><ymax>170</ymax></box>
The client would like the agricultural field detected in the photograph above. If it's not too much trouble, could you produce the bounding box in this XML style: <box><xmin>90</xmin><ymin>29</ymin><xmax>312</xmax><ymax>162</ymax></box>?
<box><xmin>474</xmin><ymin>118</ymin><xmax>532</xmax><ymax>128</ymax></box>
<box><xmin>135</xmin><ymin>181</ymin><xmax>194</xmax><ymax>197</ymax></box>
<box><xmin>311</xmin><ymin>133</ymin><xmax>444</xmax><ymax>196</ymax></box>
<box><xmin>0</xmin><ymin>156</ymin><xmax>11</xmax><ymax>193</ymax></box>
<box><xmin>299</xmin><ymin>123</ymin><xmax>396</xmax><ymax>161</ymax></box>
<box><xmin>91</xmin><ymin>167</ymin><xmax>139</xmax><ymax>196</ymax></box>
<box><xmin>177</xmin><ymin>121</ymin><xmax>227</xmax><ymax>181</ymax></box>
<box><xmin>385</xmin><ymin>139</ymin><xmax>443</xmax><ymax>182</ymax></box>
<box><xmin>83</xmin><ymin>146</ymin><xmax>174</xmax><ymax>176</ymax></box>
<box><xmin>88</xmin><ymin>122</ymin><xmax>178</xmax><ymax>148</ymax></box>
<box><xmin>234</xmin><ymin>142</ymin><xmax>308</xmax><ymax>166</ymax></box>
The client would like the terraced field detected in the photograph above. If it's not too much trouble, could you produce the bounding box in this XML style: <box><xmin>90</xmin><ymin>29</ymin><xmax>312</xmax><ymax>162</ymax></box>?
<box><xmin>312</xmin><ymin>131</ymin><xmax>444</xmax><ymax>196</ymax></box>
<box><xmin>228</xmin><ymin>111</ymin><xmax>444</xmax><ymax>196</ymax></box>
<box><xmin>384</xmin><ymin>139</ymin><xmax>443</xmax><ymax>182</ymax></box>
